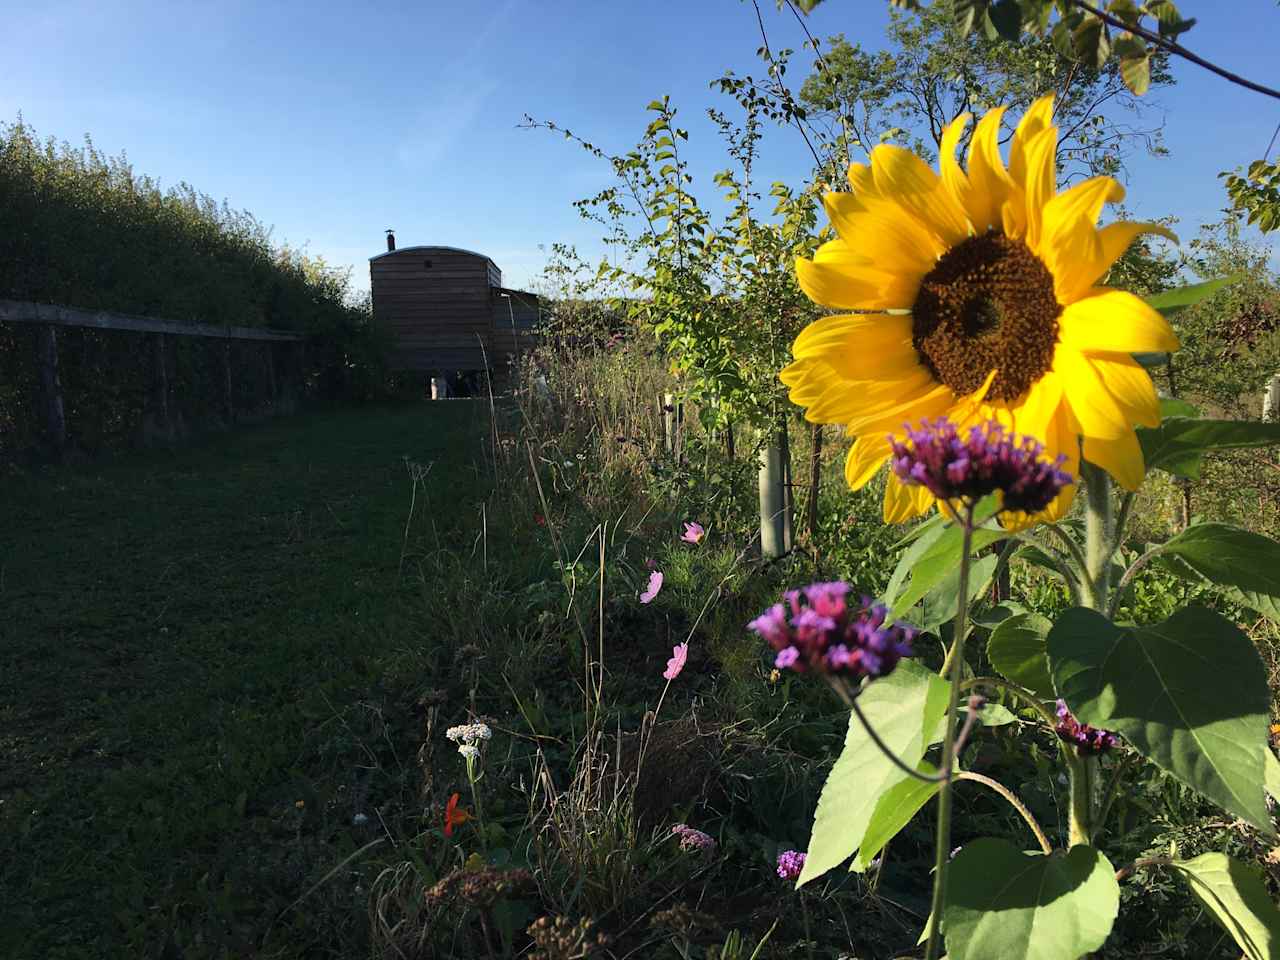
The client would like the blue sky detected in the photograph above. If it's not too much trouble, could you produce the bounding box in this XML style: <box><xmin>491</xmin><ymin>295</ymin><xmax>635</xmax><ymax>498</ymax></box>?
<box><xmin>3</xmin><ymin>0</ymin><xmax>1276</xmax><ymax>299</ymax></box>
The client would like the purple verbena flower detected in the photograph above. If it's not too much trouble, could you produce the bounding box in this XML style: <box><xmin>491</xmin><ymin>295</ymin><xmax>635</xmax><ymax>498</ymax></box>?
<box><xmin>1055</xmin><ymin>699</ymin><xmax>1120</xmax><ymax>755</ymax></box>
<box><xmin>748</xmin><ymin>581</ymin><xmax>915</xmax><ymax>684</ymax></box>
<box><xmin>776</xmin><ymin>849</ymin><xmax>807</xmax><ymax>880</ymax></box>
<box><xmin>888</xmin><ymin>418</ymin><xmax>1073</xmax><ymax>515</ymax></box>
<box><xmin>671</xmin><ymin>823</ymin><xmax>717</xmax><ymax>853</ymax></box>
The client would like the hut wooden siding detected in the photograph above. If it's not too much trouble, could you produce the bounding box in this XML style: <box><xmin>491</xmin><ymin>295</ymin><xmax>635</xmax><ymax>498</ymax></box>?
<box><xmin>370</xmin><ymin>245</ymin><xmax>503</xmax><ymax>372</ymax></box>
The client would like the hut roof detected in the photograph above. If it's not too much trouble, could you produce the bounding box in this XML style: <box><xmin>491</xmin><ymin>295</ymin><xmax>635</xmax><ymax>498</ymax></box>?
<box><xmin>368</xmin><ymin>245</ymin><xmax>497</xmax><ymax>266</ymax></box>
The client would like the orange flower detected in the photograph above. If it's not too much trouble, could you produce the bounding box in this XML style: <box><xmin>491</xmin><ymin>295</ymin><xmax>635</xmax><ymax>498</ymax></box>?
<box><xmin>444</xmin><ymin>792</ymin><xmax>472</xmax><ymax>837</ymax></box>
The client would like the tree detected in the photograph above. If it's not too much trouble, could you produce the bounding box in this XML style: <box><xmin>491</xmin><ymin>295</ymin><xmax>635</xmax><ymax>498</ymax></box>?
<box><xmin>796</xmin><ymin>4</ymin><xmax>1172</xmax><ymax>184</ymax></box>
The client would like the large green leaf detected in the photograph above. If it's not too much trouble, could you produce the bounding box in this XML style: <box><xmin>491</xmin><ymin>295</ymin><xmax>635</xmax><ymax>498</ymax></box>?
<box><xmin>944</xmin><ymin>840</ymin><xmax>1119</xmax><ymax>960</ymax></box>
<box><xmin>1144</xmin><ymin>276</ymin><xmax>1236</xmax><ymax>315</ymax></box>
<box><xmin>1137</xmin><ymin>418</ymin><xmax>1280</xmax><ymax>480</ymax></box>
<box><xmin>1157</xmin><ymin>523</ymin><xmax>1280</xmax><ymax>603</ymax></box>
<box><xmin>987</xmin><ymin>612</ymin><xmax>1056</xmax><ymax>699</ymax></box>
<box><xmin>854</xmin><ymin>761</ymin><xmax>942</xmax><ymax>871</ymax></box>
<box><xmin>798</xmin><ymin>660</ymin><xmax>949</xmax><ymax>885</ymax></box>
<box><xmin>1170</xmin><ymin>853</ymin><xmax>1280</xmax><ymax>960</ymax></box>
<box><xmin>1048</xmin><ymin>606</ymin><xmax>1272</xmax><ymax>831</ymax></box>
<box><xmin>1267</xmin><ymin>748</ymin><xmax>1280</xmax><ymax>804</ymax></box>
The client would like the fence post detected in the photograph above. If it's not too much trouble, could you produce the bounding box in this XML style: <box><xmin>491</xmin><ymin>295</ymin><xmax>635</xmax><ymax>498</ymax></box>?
<box><xmin>662</xmin><ymin>393</ymin><xmax>676</xmax><ymax>455</ymax></box>
<box><xmin>266</xmin><ymin>341</ymin><xmax>278</xmax><ymax>412</ymax></box>
<box><xmin>35</xmin><ymin>322</ymin><xmax>67</xmax><ymax>457</ymax></box>
<box><xmin>1264</xmin><ymin>373</ymin><xmax>1280</xmax><ymax>422</ymax></box>
<box><xmin>149</xmin><ymin>332</ymin><xmax>173</xmax><ymax>444</ymax></box>
<box><xmin>222</xmin><ymin>339</ymin><xmax>234</xmax><ymax>424</ymax></box>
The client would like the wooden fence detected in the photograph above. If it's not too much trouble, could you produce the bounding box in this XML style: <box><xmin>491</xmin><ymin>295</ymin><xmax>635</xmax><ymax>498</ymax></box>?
<box><xmin>0</xmin><ymin>299</ymin><xmax>304</xmax><ymax>457</ymax></box>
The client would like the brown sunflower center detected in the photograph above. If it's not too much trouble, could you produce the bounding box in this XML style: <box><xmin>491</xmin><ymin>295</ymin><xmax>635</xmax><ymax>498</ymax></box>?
<box><xmin>912</xmin><ymin>230</ymin><xmax>1061</xmax><ymax>402</ymax></box>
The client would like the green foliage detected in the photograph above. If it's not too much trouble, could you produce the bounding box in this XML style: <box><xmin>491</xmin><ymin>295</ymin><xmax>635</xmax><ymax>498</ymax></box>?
<box><xmin>1222</xmin><ymin>159</ymin><xmax>1280</xmax><ymax>234</ymax></box>
<box><xmin>0</xmin><ymin>116</ymin><xmax>388</xmax><ymax>456</ymax></box>
<box><xmin>526</xmin><ymin>82</ymin><xmax>823</xmax><ymax>433</ymax></box>
<box><xmin>1156</xmin><ymin>523</ymin><xmax>1280</xmax><ymax>609</ymax></box>
<box><xmin>795</xmin><ymin>0</ymin><xmax>1192</xmax><ymax>97</ymax></box>
<box><xmin>855</xmin><ymin>761</ymin><xmax>943</xmax><ymax>870</ymax></box>
<box><xmin>798</xmin><ymin>659</ymin><xmax>950</xmax><ymax>885</ymax></box>
<box><xmin>1170</xmin><ymin>853</ymin><xmax>1280</xmax><ymax>960</ymax></box>
<box><xmin>1138</xmin><ymin>418</ymin><xmax>1280</xmax><ymax>480</ymax></box>
<box><xmin>944</xmin><ymin>840</ymin><xmax>1120</xmax><ymax>960</ymax></box>
<box><xmin>987</xmin><ymin>612</ymin><xmax>1055</xmax><ymax>698</ymax></box>
<box><xmin>1048</xmin><ymin>605</ymin><xmax>1273</xmax><ymax>830</ymax></box>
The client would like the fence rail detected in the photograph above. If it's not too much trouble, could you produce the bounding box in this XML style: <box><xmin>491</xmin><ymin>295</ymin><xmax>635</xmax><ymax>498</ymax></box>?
<box><xmin>0</xmin><ymin>299</ymin><xmax>303</xmax><ymax>342</ymax></box>
<box><xmin>1</xmin><ymin>299</ymin><xmax>306</xmax><ymax>458</ymax></box>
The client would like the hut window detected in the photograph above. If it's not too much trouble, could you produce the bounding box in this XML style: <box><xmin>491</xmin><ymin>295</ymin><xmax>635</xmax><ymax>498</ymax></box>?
<box><xmin>423</xmin><ymin>259</ymin><xmax>433</xmax><ymax>269</ymax></box>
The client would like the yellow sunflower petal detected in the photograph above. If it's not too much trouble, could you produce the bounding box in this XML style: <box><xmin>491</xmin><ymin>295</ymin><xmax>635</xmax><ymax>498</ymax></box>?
<box><xmin>870</xmin><ymin>144</ymin><xmax>971</xmax><ymax>247</ymax></box>
<box><xmin>1021</xmin><ymin>126</ymin><xmax>1058</xmax><ymax>251</ymax></box>
<box><xmin>1058</xmin><ymin>289</ymin><xmax>1180</xmax><ymax>354</ymax></box>
<box><xmin>1041</xmin><ymin>176</ymin><xmax>1125</xmax><ymax>251</ymax></box>
<box><xmin>791</xmin><ymin>313</ymin><xmax>922</xmax><ymax>382</ymax></box>
<box><xmin>1009</xmin><ymin>371</ymin><xmax>1064</xmax><ymax>446</ymax></box>
<box><xmin>966</xmin><ymin>106</ymin><xmax>1015</xmax><ymax>233</ymax></box>
<box><xmin>845</xmin><ymin>435</ymin><xmax>891</xmax><ymax>489</ymax></box>
<box><xmin>1009</xmin><ymin>94</ymin><xmax>1056</xmax><ymax>187</ymax></box>
<box><xmin>1087</xmin><ymin>353</ymin><xmax>1160</xmax><ymax>428</ymax></box>
<box><xmin>939</xmin><ymin>112</ymin><xmax>973</xmax><ymax>222</ymax></box>
<box><xmin>822</xmin><ymin>193</ymin><xmax>941</xmax><ymax>275</ymax></box>
<box><xmin>794</xmin><ymin>241</ymin><xmax>920</xmax><ymax>311</ymax></box>
<box><xmin>883</xmin><ymin>475</ymin><xmax>934</xmax><ymax>523</ymax></box>
<box><xmin>1083</xmin><ymin>430</ymin><xmax>1145</xmax><ymax>491</ymax></box>
<box><xmin>1053</xmin><ymin>344</ymin><xmax>1131</xmax><ymax>439</ymax></box>
<box><xmin>846</xmin><ymin>382</ymin><xmax>956</xmax><ymax>436</ymax></box>
<box><xmin>806</xmin><ymin>369</ymin><xmax>938</xmax><ymax>423</ymax></box>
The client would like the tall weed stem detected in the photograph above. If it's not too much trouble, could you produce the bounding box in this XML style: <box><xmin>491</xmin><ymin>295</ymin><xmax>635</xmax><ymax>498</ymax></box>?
<box><xmin>924</xmin><ymin>507</ymin><xmax>975</xmax><ymax>960</ymax></box>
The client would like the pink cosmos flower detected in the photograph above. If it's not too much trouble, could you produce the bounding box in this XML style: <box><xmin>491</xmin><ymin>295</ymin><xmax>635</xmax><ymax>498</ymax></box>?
<box><xmin>663</xmin><ymin>642</ymin><xmax>688</xmax><ymax>680</ymax></box>
<box><xmin>680</xmin><ymin>521</ymin><xmax>707</xmax><ymax>545</ymax></box>
<box><xmin>639</xmin><ymin>570</ymin><xmax>664</xmax><ymax>604</ymax></box>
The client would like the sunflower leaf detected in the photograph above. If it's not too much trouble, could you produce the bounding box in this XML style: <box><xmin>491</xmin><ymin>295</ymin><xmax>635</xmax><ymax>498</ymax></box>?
<box><xmin>1048</xmin><ymin>605</ymin><xmax>1273</xmax><ymax>832</ymax></box>
<box><xmin>943</xmin><ymin>841</ymin><xmax>1120</xmax><ymax>960</ymax></box>
<box><xmin>1136</xmin><ymin>417</ymin><xmax>1280</xmax><ymax>479</ymax></box>
<box><xmin>1169</xmin><ymin>853</ymin><xmax>1280</xmax><ymax>960</ymax></box>
<box><xmin>1144</xmin><ymin>275</ymin><xmax>1239</xmax><ymax>315</ymax></box>
<box><xmin>1156</xmin><ymin>523</ymin><xmax>1280</xmax><ymax>606</ymax></box>
<box><xmin>987</xmin><ymin>611</ymin><xmax>1056</xmax><ymax>699</ymax></box>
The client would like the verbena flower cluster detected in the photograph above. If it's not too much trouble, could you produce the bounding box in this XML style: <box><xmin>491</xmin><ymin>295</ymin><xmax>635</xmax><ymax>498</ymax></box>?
<box><xmin>748</xmin><ymin>582</ymin><xmax>915</xmax><ymax>682</ymax></box>
<box><xmin>776</xmin><ymin>849</ymin><xmax>806</xmax><ymax>880</ymax></box>
<box><xmin>1055</xmin><ymin>700</ymin><xmax>1119</xmax><ymax>755</ymax></box>
<box><xmin>446</xmin><ymin>723</ymin><xmax>492</xmax><ymax>756</ymax></box>
<box><xmin>671</xmin><ymin>824</ymin><xmax>717</xmax><ymax>853</ymax></box>
<box><xmin>889</xmin><ymin>418</ymin><xmax>1073</xmax><ymax>514</ymax></box>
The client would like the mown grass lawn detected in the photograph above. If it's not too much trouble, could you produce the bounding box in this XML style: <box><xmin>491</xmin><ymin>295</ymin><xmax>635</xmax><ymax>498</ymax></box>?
<box><xmin>1</xmin><ymin>401</ymin><xmax>486</xmax><ymax>959</ymax></box>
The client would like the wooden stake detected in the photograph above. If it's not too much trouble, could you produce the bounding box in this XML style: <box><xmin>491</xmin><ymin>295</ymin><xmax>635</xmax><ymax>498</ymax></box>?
<box><xmin>35</xmin><ymin>323</ymin><xmax>66</xmax><ymax>457</ymax></box>
<box><xmin>806</xmin><ymin>422</ymin><xmax>823</xmax><ymax>542</ymax></box>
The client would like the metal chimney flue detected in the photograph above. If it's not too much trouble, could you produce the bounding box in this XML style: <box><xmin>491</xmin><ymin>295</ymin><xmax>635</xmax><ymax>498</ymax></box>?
<box><xmin>385</xmin><ymin>229</ymin><xmax>396</xmax><ymax>252</ymax></box>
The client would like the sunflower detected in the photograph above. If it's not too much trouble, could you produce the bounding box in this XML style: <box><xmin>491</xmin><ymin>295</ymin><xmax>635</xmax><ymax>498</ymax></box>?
<box><xmin>781</xmin><ymin>95</ymin><xmax>1178</xmax><ymax>524</ymax></box>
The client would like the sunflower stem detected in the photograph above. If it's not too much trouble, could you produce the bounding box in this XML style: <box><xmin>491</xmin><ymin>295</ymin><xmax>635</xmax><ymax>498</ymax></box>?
<box><xmin>924</xmin><ymin>507</ymin><xmax>974</xmax><ymax>960</ymax></box>
<box><xmin>1067</xmin><ymin>751</ymin><xmax>1095</xmax><ymax>847</ymax></box>
<box><xmin>1082</xmin><ymin>461</ymin><xmax>1113</xmax><ymax>612</ymax></box>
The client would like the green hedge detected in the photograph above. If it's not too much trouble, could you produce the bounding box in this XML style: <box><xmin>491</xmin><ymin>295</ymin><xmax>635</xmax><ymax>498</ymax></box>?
<box><xmin>0</xmin><ymin>116</ymin><xmax>392</xmax><ymax>458</ymax></box>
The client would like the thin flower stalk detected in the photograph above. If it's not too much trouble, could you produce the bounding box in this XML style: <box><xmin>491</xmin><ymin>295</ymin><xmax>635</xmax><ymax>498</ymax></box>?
<box><xmin>924</xmin><ymin>512</ymin><xmax>973</xmax><ymax>960</ymax></box>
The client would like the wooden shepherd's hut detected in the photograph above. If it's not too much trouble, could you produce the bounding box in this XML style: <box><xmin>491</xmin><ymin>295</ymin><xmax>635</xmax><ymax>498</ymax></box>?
<box><xmin>370</xmin><ymin>231</ymin><xmax>539</xmax><ymax>376</ymax></box>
